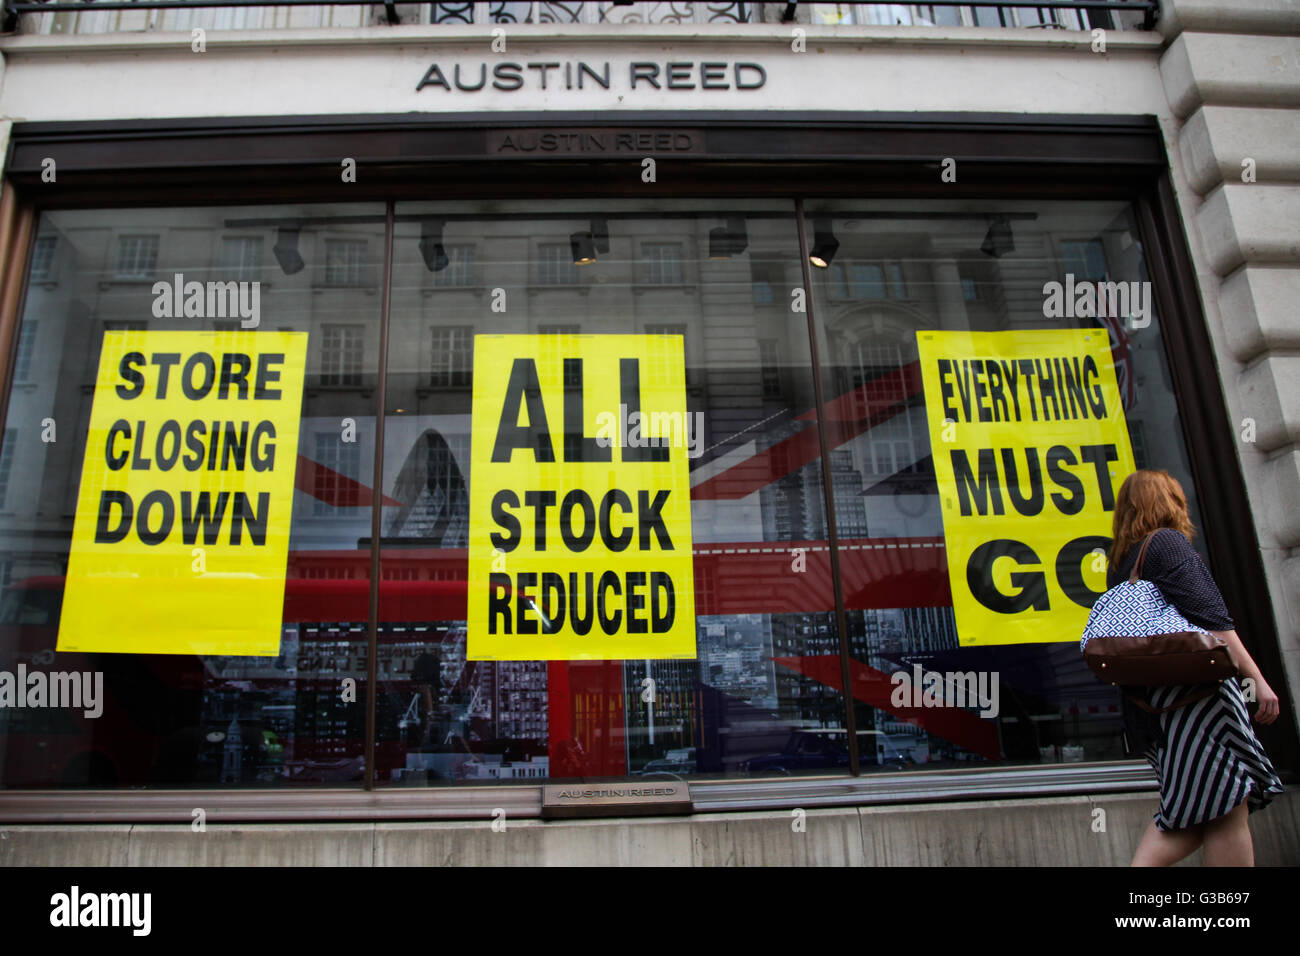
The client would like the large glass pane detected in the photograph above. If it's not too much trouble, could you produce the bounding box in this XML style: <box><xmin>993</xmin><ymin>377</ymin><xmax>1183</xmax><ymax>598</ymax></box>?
<box><xmin>804</xmin><ymin>198</ymin><xmax>1198</xmax><ymax>768</ymax></box>
<box><xmin>378</xmin><ymin>199</ymin><xmax>855</xmax><ymax>784</ymax></box>
<box><xmin>0</xmin><ymin>203</ymin><xmax>385</xmax><ymax>787</ymax></box>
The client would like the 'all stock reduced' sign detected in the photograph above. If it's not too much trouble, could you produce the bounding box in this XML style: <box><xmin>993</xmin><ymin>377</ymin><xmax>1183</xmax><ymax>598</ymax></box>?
<box><xmin>467</xmin><ymin>334</ymin><xmax>696</xmax><ymax>661</ymax></box>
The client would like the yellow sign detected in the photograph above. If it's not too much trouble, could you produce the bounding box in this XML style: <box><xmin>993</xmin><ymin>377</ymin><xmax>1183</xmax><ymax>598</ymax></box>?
<box><xmin>58</xmin><ymin>330</ymin><xmax>308</xmax><ymax>656</ymax></box>
<box><xmin>468</xmin><ymin>334</ymin><xmax>697</xmax><ymax>661</ymax></box>
<box><xmin>916</xmin><ymin>329</ymin><xmax>1136</xmax><ymax>646</ymax></box>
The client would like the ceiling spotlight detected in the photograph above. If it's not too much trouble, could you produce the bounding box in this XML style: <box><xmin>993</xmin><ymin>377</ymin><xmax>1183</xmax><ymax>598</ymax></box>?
<box><xmin>708</xmin><ymin>227</ymin><xmax>731</xmax><ymax>260</ymax></box>
<box><xmin>809</xmin><ymin>219</ymin><xmax>839</xmax><ymax>269</ymax></box>
<box><xmin>981</xmin><ymin>216</ymin><xmax>1015</xmax><ymax>258</ymax></box>
<box><xmin>591</xmin><ymin>218</ymin><xmax>610</xmax><ymax>254</ymax></box>
<box><xmin>709</xmin><ymin>216</ymin><xmax>749</xmax><ymax>259</ymax></box>
<box><xmin>273</xmin><ymin>227</ymin><xmax>305</xmax><ymax>275</ymax></box>
<box><xmin>419</xmin><ymin>219</ymin><xmax>450</xmax><ymax>272</ymax></box>
<box><xmin>571</xmin><ymin>231</ymin><xmax>597</xmax><ymax>266</ymax></box>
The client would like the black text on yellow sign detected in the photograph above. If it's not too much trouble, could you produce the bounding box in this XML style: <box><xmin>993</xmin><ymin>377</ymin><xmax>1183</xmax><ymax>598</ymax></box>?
<box><xmin>58</xmin><ymin>330</ymin><xmax>308</xmax><ymax>656</ymax></box>
<box><xmin>468</xmin><ymin>334</ymin><xmax>697</xmax><ymax>661</ymax></box>
<box><xmin>916</xmin><ymin>329</ymin><xmax>1136</xmax><ymax>646</ymax></box>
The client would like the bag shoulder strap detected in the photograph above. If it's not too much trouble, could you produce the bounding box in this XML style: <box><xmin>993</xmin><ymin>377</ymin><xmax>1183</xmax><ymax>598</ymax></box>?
<box><xmin>1128</xmin><ymin>532</ymin><xmax>1160</xmax><ymax>585</ymax></box>
<box><xmin>1127</xmin><ymin>684</ymin><xmax>1220</xmax><ymax>715</ymax></box>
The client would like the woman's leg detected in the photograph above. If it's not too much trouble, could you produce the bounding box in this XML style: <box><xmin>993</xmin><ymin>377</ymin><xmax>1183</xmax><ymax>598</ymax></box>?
<box><xmin>1131</xmin><ymin>817</ymin><xmax>1204</xmax><ymax>866</ymax></box>
<box><xmin>1202</xmin><ymin>799</ymin><xmax>1254</xmax><ymax>866</ymax></box>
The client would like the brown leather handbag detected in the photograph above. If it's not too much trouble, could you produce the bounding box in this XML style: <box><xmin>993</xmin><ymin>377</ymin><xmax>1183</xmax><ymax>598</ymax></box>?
<box><xmin>1081</xmin><ymin>533</ymin><xmax>1238</xmax><ymax>714</ymax></box>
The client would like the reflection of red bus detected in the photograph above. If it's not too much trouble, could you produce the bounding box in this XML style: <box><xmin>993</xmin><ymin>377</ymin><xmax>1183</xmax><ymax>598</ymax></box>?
<box><xmin>0</xmin><ymin>538</ymin><xmax>957</xmax><ymax>787</ymax></box>
<box><xmin>0</xmin><ymin>559</ymin><xmax>625</xmax><ymax>786</ymax></box>
<box><xmin>1</xmin><ymin>575</ymin><xmax>194</xmax><ymax>786</ymax></box>
<box><xmin>0</xmin><ymin>559</ymin><xmax>470</xmax><ymax>787</ymax></box>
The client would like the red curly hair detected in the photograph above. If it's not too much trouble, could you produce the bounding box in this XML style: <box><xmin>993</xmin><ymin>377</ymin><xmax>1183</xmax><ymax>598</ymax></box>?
<box><xmin>1108</xmin><ymin>469</ymin><xmax>1196</xmax><ymax>570</ymax></box>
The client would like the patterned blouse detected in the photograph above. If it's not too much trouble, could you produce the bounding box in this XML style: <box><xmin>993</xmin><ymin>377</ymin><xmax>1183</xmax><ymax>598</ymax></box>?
<box><xmin>1106</xmin><ymin>527</ymin><xmax>1234</xmax><ymax>632</ymax></box>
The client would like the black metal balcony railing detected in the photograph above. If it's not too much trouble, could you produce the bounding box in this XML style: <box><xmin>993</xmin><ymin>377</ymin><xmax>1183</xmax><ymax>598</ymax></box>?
<box><xmin>3</xmin><ymin>1</ymin><xmax>1159</xmax><ymax>35</ymax></box>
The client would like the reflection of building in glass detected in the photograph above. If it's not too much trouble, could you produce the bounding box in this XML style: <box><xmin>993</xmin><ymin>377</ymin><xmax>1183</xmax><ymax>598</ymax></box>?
<box><xmin>848</xmin><ymin>605</ymin><xmax>959</xmax><ymax>758</ymax></box>
<box><xmin>825</xmin><ymin>324</ymin><xmax>932</xmax><ymax>540</ymax></box>
<box><xmin>848</xmin><ymin>606</ymin><xmax>955</xmax><ymax>664</ymax></box>
<box><xmin>494</xmin><ymin>662</ymin><xmax>549</xmax><ymax>742</ymax></box>
<box><xmin>902</xmin><ymin>606</ymin><xmax>959</xmax><ymax>653</ymax></box>
<box><xmin>761</xmin><ymin>460</ymin><xmax>828</xmax><ymax>541</ymax></box>
<box><xmin>827</xmin><ymin>449</ymin><xmax>868</xmax><ymax>537</ymax></box>
<box><xmin>771</xmin><ymin>612</ymin><xmax>842</xmax><ymax>729</ymax></box>
<box><xmin>220</xmin><ymin>716</ymin><xmax>242</xmax><ymax>783</ymax></box>
<box><xmin>461</xmin><ymin>755</ymin><xmax>550</xmax><ymax>780</ymax></box>
<box><xmin>697</xmin><ymin>615</ymin><xmax>778</xmax><ymax>712</ymax></box>
<box><xmin>191</xmin><ymin>622</ymin><xmax>365</xmax><ymax>783</ymax></box>
<box><xmin>451</xmin><ymin>659</ymin><xmax>549</xmax><ymax>755</ymax></box>
<box><xmin>622</xmin><ymin>658</ymin><xmax>696</xmax><ymax>765</ymax></box>
<box><xmin>386</xmin><ymin>429</ymin><xmax>469</xmax><ymax>545</ymax></box>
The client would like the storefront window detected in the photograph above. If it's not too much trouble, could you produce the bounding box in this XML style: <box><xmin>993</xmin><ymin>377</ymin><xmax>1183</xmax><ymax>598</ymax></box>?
<box><xmin>804</xmin><ymin>199</ymin><xmax>1204</xmax><ymax>767</ymax></box>
<box><xmin>0</xmin><ymin>193</ymin><xmax>1219</xmax><ymax>791</ymax></box>
<box><xmin>0</xmin><ymin>204</ymin><xmax>386</xmax><ymax>787</ymax></box>
<box><xmin>378</xmin><ymin>200</ymin><xmax>848</xmax><ymax>784</ymax></box>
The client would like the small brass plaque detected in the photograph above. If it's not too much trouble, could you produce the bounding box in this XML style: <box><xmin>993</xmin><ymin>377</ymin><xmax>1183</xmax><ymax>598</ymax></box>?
<box><xmin>541</xmin><ymin>781</ymin><xmax>691</xmax><ymax>819</ymax></box>
<box><xmin>488</xmin><ymin>129</ymin><xmax>703</xmax><ymax>157</ymax></box>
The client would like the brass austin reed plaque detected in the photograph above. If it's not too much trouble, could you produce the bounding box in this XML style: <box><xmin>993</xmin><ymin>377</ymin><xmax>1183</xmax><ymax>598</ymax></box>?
<box><xmin>541</xmin><ymin>781</ymin><xmax>691</xmax><ymax>818</ymax></box>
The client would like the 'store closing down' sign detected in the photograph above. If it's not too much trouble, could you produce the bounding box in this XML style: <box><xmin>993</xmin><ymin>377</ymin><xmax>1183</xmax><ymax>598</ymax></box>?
<box><xmin>916</xmin><ymin>329</ymin><xmax>1136</xmax><ymax>646</ymax></box>
<box><xmin>58</xmin><ymin>331</ymin><xmax>308</xmax><ymax>656</ymax></box>
<box><xmin>468</xmin><ymin>334</ymin><xmax>696</xmax><ymax>661</ymax></box>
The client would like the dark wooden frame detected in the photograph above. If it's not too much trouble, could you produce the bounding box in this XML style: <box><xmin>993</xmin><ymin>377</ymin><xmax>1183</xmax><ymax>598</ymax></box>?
<box><xmin>0</xmin><ymin>110</ymin><xmax>1289</xmax><ymax>821</ymax></box>
<box><xmin>4</xmin><ymin>111</ymin><xmax>1165</xmax><ymax>206</ymax></box>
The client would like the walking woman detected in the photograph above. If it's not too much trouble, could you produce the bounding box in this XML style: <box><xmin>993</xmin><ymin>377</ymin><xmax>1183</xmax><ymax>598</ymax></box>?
<box><xmin>1108</xmin><ymin>469</ymin><xmax>1284</xmax><ymax>866</ymax></box>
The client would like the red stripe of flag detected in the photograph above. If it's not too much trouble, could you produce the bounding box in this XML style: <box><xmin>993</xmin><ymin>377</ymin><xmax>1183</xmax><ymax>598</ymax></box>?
<box><xmin>295</xmin><ymin>454</ymin><xmax>404</xmax><ymax>508</ymax></box>
<box><xmin>773</xmin><ymin>654</ymin><xmax>1000</xmax><ymax>759</ymax></box>
<box><xmin>690</xmin><ymin>362</ymin><xmax>923</xmax><ymax>501</ymax></box>
<box><xmin>283</xmin><ymin>536</ymin><xmax>951</xmax><ymax>623</ymax></box>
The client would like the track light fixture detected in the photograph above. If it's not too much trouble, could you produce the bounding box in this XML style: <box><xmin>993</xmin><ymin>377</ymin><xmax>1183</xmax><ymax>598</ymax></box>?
<box><xmin>570</xmin><ymin>231</ymin><xmax>597</xmax><ymax>266</ymax></box>
<box><xmin>591</xmin><ymin>218</ymin><xmax>610</xmax><ymax>254</ymax></box>
<box><xmin>569</xmin><ymin>219</ymin><xmax>610</xmax><ymax>265</ymax></box>
<box><xmin>981</xmin><ymin>216</ymin><xmax>1015</xmax><ymax>258</ymax></box>
<box><xmin>709</xmin><ymin>216</ymin><xmax>749</xmax><ymax>259</ymax></box>
<box><xmin>809</xmin><ymin>219</ymin><xmax>840</xmax><ymax>269</ymax></box>
<box><xmin>272</xmin><ymin>227</ymin><xmax>305</xmax><ymax>275</ymax></box>
<box><xmin>419</xmin><ymin>219</ymin><xmax>450</xmax><ymax>272</ymax></box>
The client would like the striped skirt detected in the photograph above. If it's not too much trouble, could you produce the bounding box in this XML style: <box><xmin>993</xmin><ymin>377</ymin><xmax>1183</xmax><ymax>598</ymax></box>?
<box><xmin>1141</xmin><ymin>677</ymin><xmax>1285</xmax><ymax>832</ymax></box>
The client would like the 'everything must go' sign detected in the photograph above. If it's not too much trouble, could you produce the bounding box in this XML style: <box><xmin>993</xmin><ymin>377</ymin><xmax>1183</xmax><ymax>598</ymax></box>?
<box><xmin>467</xmin><ymin>334</ymin><xmax>696</xmax><ymax>661</ymax></box>
<box><xmin>58</xmin><ymin>330</ymin><xmax>308</xmax><ymax>656</ymax></box>
<box><xmin>916</xmin><ymin>329</ymin><xmax>1137</xmax><ymax>646</ymax></box>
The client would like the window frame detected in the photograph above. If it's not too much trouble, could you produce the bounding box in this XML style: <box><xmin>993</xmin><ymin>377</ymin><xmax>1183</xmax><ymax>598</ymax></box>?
<box><xmin>431</xmin><ymin>243</ymin><xmax>477</xmax><ymax>288</ymax></box>
<box><xmin>427</xmin><ymin>323</ymin><xmax>474</xmax><ymax>388</ymax></box>
<box><xmin>321</xmin><ymin>236</ymin><xmax>370</xmax><ymax>288</ymax></box>
<box><xmin>533</xmin><ymin>240</ymin><xmax>582</xmax><ymax>288</ymax></box>
<box><xmin>111</xmin><ymin>233</ymin><xmax>160</xmax><ymax>281</ymax></box>
<box><xmin>640</xmin><ymin>240</ymin><xmax>688</xmax><ymax>286</ymax></box>
<box><xmin>319</xmin><ymin>322</ymin><xmax>365</xmax><ymax>388</ymax></box>
<box><xmin>219</xmin><ymin>234</ymin><xmax>264</xmax><ymax>283</ymax></box>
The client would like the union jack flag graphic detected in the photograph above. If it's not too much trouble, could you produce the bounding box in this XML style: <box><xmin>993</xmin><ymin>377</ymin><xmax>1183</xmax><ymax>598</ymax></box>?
<box><xmin>1095</xmin><ymin>283</ymin><xmax>1138</xmax><ymax>411</ymax></box>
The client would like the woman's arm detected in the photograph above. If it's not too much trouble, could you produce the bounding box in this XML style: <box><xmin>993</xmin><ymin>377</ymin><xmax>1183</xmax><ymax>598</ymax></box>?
<box><xmin>1212</xmin><ymin>629</ymin><xmax>1281</xmax><ymax>725</ymax></box>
